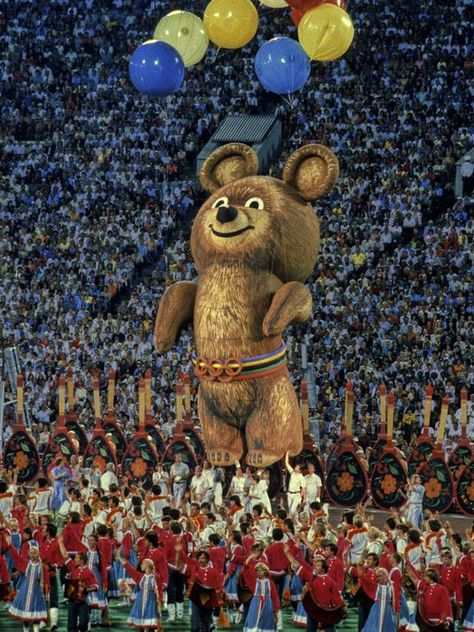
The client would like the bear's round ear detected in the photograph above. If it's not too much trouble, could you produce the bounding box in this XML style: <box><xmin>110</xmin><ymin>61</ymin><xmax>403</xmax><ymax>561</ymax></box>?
<box><xmin>282</xmin><ymin>144</ymin><xmax>339</xmax><ymax>201</ymax></box>
<box><xmin>199</xmin><ymin>143</ymin><xmax>259</xmax><ymax>193</ymax></box>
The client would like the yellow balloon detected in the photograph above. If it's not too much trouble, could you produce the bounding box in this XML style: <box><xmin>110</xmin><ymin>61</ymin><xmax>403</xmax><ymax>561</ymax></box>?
<box><xmin>153</xmin><ymin>10</ymin><xmax>209</xmax><ymax>67</ymax></box>
<box><xmin>298</xmin><ymin>4</ymin><xmax>354</xmax><ymax>61</ymax></box>
<box><xmin>203</xmin><ymin>0</ymin><xmax>259</xmax><ymax>50</ymax></box>
<box><xmin>260</xmin><ymin>0</ymin><xmax>288</xmax><ymax>7</ymax></box>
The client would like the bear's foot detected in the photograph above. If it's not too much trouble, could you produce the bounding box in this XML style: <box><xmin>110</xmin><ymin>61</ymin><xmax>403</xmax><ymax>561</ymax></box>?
<box><xmin>246</xmin><ymin>450</ymin><xmax>283</xmax><ymax>468</ymax></box>
<box><xmin>207</xmin><ymin>448</ymin><xmax>243</xmax><ymax>467</ymax></box>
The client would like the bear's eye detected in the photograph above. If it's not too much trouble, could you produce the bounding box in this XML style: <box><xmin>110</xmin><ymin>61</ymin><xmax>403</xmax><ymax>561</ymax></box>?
<box><xmin>244</xmin><ymin>197</ymin><xmax>264</xmax><ymax>210</ymax></box>
<box><xmin>212</xmin><ymin>196</ymin><xmax>229</xmax><ymax>208</ymax></box>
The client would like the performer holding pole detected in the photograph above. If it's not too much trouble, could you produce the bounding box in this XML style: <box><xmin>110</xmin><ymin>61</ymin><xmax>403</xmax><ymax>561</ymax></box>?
<box><xmin>285</xmin><ymin>452</ymin><xmax>306</xmax><ymax>517</ymax></box>
<box><xmin>406</xmin><ymin>474</ymin><xmax>425</xmax><ymax>529</ymax></box>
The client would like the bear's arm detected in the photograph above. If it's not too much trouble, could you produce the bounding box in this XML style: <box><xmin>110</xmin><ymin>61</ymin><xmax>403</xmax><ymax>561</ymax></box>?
<box><xmin>154</xmin><ymin>281</ymin><xmax>197</xmax><ymax>353</ymax></box>
<box><xmin>262</xmin><ymin>282</ymin><xmax>312</xmax><ymax>337</ymax></box>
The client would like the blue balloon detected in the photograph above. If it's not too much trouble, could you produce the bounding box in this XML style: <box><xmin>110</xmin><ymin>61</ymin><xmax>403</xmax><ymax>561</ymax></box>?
<box><xmin>129</xmin><ymin>40</ymin><xmax>185</xmax><ymax>97</ymax></box>
<box><xmin>255</xmin><ymin>37</ymin><xmax>311</xmax><ymax>95</ymax></box>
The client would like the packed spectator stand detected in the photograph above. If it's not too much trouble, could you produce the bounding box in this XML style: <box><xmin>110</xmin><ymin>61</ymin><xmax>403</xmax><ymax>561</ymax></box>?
<box><xmin>1</xmin><ymin>0</ymin><xmax>472</xmax><ymax>455</ymax></box>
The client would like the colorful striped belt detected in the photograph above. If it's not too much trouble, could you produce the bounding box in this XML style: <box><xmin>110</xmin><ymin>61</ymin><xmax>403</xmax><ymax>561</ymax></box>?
<box><xmin>192</xmin><ymin>343</ymin><xmax>287</xmax><ymax>382</ymax></box>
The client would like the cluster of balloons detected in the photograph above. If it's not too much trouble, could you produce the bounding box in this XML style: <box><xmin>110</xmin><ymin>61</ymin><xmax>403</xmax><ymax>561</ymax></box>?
<box><xmin>129</xmin><ymin>0</ymin><xmax>354</xmax><ymax>98</ymax></box>
<box><xmin>255</xmin><ymin>0</ymin><xmax>354</xmax><ymax>95</ymax></box>
<box><xmin>129</xmin><ymin>10</ymin><xmax>205</xmax><ymax>98</ymax></box>
<box><xmin>129</xmin><ymin>1</ymin><xmax>259</xmax><ymax>98</ymax></box>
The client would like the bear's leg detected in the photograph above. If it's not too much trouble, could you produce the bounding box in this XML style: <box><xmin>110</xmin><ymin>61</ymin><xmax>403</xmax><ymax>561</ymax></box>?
<box><xmin>198</xmin><ymin>394</ymin><xmax>244</xmax><ymax>466</ymax></box>
<box><xmin>245</xmin><ymin>372</ymin><xmax>303</xmax><ymax>468</ymax></box>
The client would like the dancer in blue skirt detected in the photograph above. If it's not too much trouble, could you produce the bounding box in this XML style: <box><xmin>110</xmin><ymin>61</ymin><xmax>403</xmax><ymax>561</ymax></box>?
<box><xmin>361</xmin><ymin>568</ymin><xmax>397</xmax><ymax>632</ymax></box>
<box><xmin>6</xmin><ymin>536</ymin><xmax>48</xmax><ymax>632</ymax></box>
<box><xmin>241</xmin><ymin>555</ymin><xmax>280</xmax><ymax>632</ymax></box>
<box><xmin>119</xmin><ymin>556</ymin><xmax>163</xmax><ymax>630</ymax></box>
<box><xmin>224</xmin><ymin>531</ymin><xmax>244</xmax><ymax>604</ymax></box>
<box><xmin>50</xmin><ymin>458</ymin><xmax>70</xmax><ymax>514</ymax></box>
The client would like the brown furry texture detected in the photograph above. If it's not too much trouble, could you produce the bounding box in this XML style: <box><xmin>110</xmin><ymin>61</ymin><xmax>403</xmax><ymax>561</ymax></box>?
<box><xmin>154</xmin><ymin>143</ymin><xmax>339</xmax><ymax>467</ymax></box>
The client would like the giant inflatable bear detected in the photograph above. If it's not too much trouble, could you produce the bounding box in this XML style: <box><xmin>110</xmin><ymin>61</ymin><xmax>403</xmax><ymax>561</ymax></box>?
<box><xmin>154</xmin><ymin>143</ymin><xmax>339</xmax><ymax>466</ymax></box>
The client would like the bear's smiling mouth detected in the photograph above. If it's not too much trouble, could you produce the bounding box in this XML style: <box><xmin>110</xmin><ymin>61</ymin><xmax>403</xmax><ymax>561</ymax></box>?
<box><xmin>209</xmin><ymin>225</ymin><xmax>254</xmax><ymax>238</ymax></box>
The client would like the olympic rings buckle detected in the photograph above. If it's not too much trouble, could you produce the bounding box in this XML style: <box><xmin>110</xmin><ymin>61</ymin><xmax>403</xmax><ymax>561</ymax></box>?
<box><xmin>194</xmin><ymin>356</ymin><xmax>243</xmax><ymax>382</ymax></box>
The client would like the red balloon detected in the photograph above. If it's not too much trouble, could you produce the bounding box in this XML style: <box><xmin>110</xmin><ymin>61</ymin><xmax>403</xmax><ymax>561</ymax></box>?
<box><xmin>290</xmin><ymin>0</ymin><xmax>325</xmax><ymax>25</ymax></box>
<box><xmin>303</xmin><ymin>0</ymin><xmax>326</xmax><ymax>9</ymax></box>
<box><xmin>290</xmin><ymin>0</ymin><xmax>346</xmax><ymax>24</ymax></box>
<box><xmin>290</xmin><ymin>7</ymin><xmax>304</xmax><ymax>25</ymax></box>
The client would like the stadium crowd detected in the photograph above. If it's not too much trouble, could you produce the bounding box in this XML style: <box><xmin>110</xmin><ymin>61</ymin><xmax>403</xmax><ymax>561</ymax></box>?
<box><xmin>1</xmin><ymin>0</ymin><xmax>472</xmax><ymax>458</ymax></box>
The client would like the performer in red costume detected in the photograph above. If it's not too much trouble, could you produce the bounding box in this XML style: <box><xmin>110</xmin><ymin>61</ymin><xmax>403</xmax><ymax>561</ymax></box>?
<box><xmin>39</xmin><ymin>523</ymin><xmax>63</xmax><ymax>632</ymax></box>
<box><xmin>163</xmin><ymin>522</ymin><xmax>185</xmax><ymax>621</ymax></box>
<box><xmin>285</xmin><ymin>545</ymin><xmax>345</xmax><ymax>632</ymax></box>
<box><xmin>322</xmin><ymin>541</ymin><xmax>345</xmax><ymax>593</ymax></box>
<box><xmin>347</xmin><ymin>552</ymin><xmax>379</xmax><ymax>631</ymax></box>
<box><xmin>177</xmin><ymin>543</ymin><xmax>224</xmax><ymax>632</ymax></box>
<box><xmin>438</xmin><ymin>548</ymin><xmax>463</xmax><ymax>621</ymax></box>
<box><xmin>58</xmin><ymin>537</ymin><xmax>99</xmax><ymax>632</ymax></box>
<box><xmin>406</xmin><ymin>563</ymin><xmax>454</xmax><ymax>632</ymax></box>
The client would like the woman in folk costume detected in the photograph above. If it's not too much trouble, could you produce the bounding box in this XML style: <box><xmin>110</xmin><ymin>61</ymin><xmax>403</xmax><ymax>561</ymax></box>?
<box><xmin>224</xmin><ymin>530</ymin><xmax>244</xmax><ymax>603</ymax></box>
<box><xmin>286</xmin><ymin>530</ymin><xmax>307</xmax><ymax>613</ymax></box>
<box><xmin>118</xmin><ymin>556</ymin><xmax>163</xmax><ymax>630</ymax></box>
<box><xmin>86</xmin><ymin>534</ymin><xmax>108</xmax><ymax>612</ymax></box>
<box><xmin>50</xmin><ymin>457</ymin><xmax>70</xmax><ymax>513</ymax></box>
<box><xmin>116</xmin><ymin>518</ymin><xmax>138</xmax><ymax>595</ymax></box>
<box><xmin>242</xmin><ymin>556</ymin><xmax>280</xmax><ymax>632</ymax></box>
<box><xmin>361</xmin><ymin>567</ymin><xmax>398</xmax><ymax>632</ymax></box>
<box><xmin>106</xmin><ymin>526</ymin><xmax>120</xmax><ymax>599</ymax></box>
<box><xmin>5</xmin><ymin>535</ymin><xmax>49</xmax><ymax>631</ymax></box>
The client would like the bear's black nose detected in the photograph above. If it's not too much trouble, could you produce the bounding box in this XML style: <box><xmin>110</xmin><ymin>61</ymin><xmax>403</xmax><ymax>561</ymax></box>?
<box><xmin>216</xmin><ymin>206</ymin><xmax>238</xmax><ymax>224</ymax></box>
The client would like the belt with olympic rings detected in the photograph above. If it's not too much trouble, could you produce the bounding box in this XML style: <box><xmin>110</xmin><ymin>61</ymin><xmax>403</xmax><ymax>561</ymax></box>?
<box><xmin>192</xmin><ymin>343</ymin><xmax>287</xmax><ymax>383</ymax></box>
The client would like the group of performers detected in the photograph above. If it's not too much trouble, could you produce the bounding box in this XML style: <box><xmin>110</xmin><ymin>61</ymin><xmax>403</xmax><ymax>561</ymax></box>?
<box><xmin>0</xmin><ymin>460</ymin><xmax>473</xmax><ymax>632</ymax></box>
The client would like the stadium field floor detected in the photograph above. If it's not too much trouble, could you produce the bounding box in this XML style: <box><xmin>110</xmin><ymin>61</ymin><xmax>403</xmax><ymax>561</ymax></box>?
<box><xmin>0</xmin><ymin>601</ymin><xmax>360</xmax><ymax>631</ymax></box>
